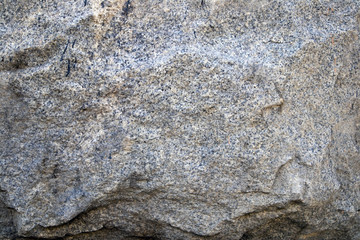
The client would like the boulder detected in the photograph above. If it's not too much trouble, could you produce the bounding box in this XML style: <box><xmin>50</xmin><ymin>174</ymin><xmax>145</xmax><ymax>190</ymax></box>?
<box><xmin>0</xmin><ymin>0</ymin><xmax>359</xmax><ymax>239</ymax></box>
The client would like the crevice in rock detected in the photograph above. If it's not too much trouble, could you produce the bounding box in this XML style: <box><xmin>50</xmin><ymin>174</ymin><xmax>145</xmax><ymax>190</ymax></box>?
<box><xmin>0</xmin><ymin>38</ymin><xmax>65</xmax><ymax>72</ymax></box>
<box><xmin>239</xmin><ymin>216</ymin><xmax>308</xmax><ymax>240</ymax></box>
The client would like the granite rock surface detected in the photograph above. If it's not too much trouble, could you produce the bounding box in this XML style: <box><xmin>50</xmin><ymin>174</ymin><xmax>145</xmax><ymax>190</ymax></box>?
<box><xmin>1</xmin><ymin>0</ymin><xmax>360</xmax><ymax>239</ymax></box>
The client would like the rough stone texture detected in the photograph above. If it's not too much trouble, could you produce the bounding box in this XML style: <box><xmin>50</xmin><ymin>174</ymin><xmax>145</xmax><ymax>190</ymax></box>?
<box><xmin>1</xmin><ymin>0</ymin><xmax>360</xmax><ymax>239</ymax></box>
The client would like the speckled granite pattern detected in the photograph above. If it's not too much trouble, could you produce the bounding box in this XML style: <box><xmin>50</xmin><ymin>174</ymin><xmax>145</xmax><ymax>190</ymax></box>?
<box><xmin>0</xmin><ymin>0</ymin><xmax>359</xmax><ymax>239</ymax></box>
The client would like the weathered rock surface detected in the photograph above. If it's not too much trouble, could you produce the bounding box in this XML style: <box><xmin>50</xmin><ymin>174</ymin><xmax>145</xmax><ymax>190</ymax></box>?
<box><xmin>1</xmin><ymin>0</ymin><xmax>360</xmax><ymax>239</ymax></box>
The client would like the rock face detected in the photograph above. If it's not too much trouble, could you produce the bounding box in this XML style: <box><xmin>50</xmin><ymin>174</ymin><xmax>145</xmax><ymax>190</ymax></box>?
<box><xmin>1</xmin><ymin>0</ymin><xmax>360</xmax><ymax>239</ymax></box>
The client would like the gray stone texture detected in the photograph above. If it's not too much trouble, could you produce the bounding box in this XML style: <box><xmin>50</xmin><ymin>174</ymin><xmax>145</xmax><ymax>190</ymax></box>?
<box><xmin>0</xmin><ymin>0</ymin><xmax>360</xmax><ymax>239</ymax></box>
